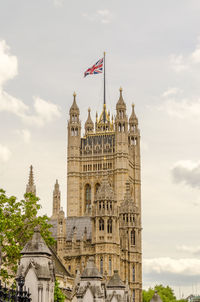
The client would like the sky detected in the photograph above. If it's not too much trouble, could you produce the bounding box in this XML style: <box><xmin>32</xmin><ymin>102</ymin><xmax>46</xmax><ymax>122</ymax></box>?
<box><xmin>1</xmin><ymin>0</ymin><xmax>200</xmax><ymax>298</ymax></box>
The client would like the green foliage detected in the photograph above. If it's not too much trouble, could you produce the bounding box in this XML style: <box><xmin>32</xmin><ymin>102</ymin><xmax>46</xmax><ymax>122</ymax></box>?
<box><xmin>143</xmin><ymin>284</ymin><xmax>186</xmax><ymax>302</ymax></box>
<box><xmin>54</xmin><ymin>279</ymin><xmax>65</xmax><ymax>302</ymax></box>
<box><xmin>0</xmin><ymin>189</ymin><xmax>55</xmax><ymax>280</ymax></box>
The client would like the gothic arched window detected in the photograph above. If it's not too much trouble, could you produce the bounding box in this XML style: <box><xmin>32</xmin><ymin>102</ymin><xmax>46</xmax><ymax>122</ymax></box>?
<box><xmin>85</xmin><ymin>184</ymin><xmax>91</xmax><ymax>213</ymax></box>
<box><xmin>71</xmin><ymin>127</ymin><xmax>74</xmax><ymax>136</ymax></box>
<box><xmin>75</xmin><ymin>128</ymin><xmax>78</xmax><ymax>136</ymax></box>
<box><xmin>100</xmin><ymin>257</ymin><xmax>103</xmax><ymax>274</ymax></box>
<box><xmin>99</xmin><ymin>218</ymin><xmax>104</xmax><ymax>231</ymax></box>
<box><xmin>107</xmin><ymin>219</ymin><xmax>112</xmax><ymax>233</ymax></box>
<box><xmin>131</xmin><ymin>229</ymin><xmax>136</xmax><ymax>245</ymax></box>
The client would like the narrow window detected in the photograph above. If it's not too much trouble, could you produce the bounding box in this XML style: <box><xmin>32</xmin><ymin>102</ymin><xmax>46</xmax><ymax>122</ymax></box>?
<box><xmin>85</xmin><ymin>184</ymin><xmax>91</xmax><ymax>213</ymax></box>
<box><xmin>132</xmin><ymin>266</ymin><xmax>135</xmax><ymax>281</ymax></box>
<box><xmin>131</xmin><ymin>229</ymin><xmax>136</xmax><ymax>245</ymax></box>
<box><xmin>109</xmin><ymin>257</ymin><xmax>112</xmax><ymax>275</ymax></box>
<box><xmin>133</xmin><ymin>289</ymin><xmax>135</xmax><ymax>302</ymax></box>
<box><xmin>99</xmin><ymin>218</ymin><xmax>104</xmax><ymax>231</ymax></box>
<box><xmin>71</xmin><ymin>127</ymin><xmax>74</xmax><ymax>136</ymax></box>
<box><xmin>100</xmin><ymin>257</ymin><xmax>103</xmax><ymax>274</ymax></box>
<box><xmin>75</xmin><ymin>128</ymin><xmax>78</xmax><ymax>136</ymax></box>
<box><xmin>107</xmin><ymin>218</ymin><xmax>112</xmax><ymax>233</ymax></box>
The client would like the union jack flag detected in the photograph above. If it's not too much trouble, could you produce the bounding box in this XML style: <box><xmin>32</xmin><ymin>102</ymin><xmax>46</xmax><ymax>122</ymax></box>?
<box><xmin>84</xmin><ymin>58</ymin><xmax>104</xmax><ymax>77</ymax></box>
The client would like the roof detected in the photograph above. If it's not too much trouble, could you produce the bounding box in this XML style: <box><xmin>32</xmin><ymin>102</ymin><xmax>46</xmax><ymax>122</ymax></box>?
<box><xmin>50</xmin><ymin>216</ymin><xmax>92</xmax><ymax>241</ymax></box>
<box><xmin>49</xmin><ymin>246</ymin><xmax>71</xmax><ymax>277</ymax></box>
<box><xmin>116</xmin><ymin>87</ymin><xmax>126</xmax><ymax>110</ymax></box>
<box><xmin>107</xmin><ymin>270</ymin><xmax>125</xmax><ymax>288</ymax></box>
<box><xmin>150</xmin><ymin>291</ymin><xmax>163</xmax><ymax>302</ymax></box>
<box><xmin>81</xmin><ymin>257</ymin><xmax>102</xmax><ymax>280</ymax></box>
<box><xmin>21</xmin><ymin>226</ymin><xmax>52</xmax><ymax>256</ymax></box>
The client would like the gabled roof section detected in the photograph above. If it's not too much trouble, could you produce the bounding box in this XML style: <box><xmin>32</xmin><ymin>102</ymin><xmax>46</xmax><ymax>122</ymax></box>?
<box><xmin>119</xmin><ymin>181</ymin><xmax>138</xmax><ymax>214</ymax></box>
<box><xmin>81</xmin><ymin>257</ymin><xmax>102</xmax><ymax>279</ymax></box>
<box><xmin>107</xmin><ymin>270</ymin><xmax>125</xmax><ymax>288</ymax></box>
<box><xmin>21</xmin><ymin>226</ymin><xmax>52</xmax><ymax>256</ymax></box>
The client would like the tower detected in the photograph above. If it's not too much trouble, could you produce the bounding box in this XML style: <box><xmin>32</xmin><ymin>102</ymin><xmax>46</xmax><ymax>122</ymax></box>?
<box><xmin>92</xmin><ymin>174</ymin><xmax>120</xmax><ymax>276</ymax></box>
<box><xmin>51</xmin><ymin>179</ymin><xmax>61</xmax><ymax>219</ymax></box>
<box><xmin>58</xmin><ymin>86</ymin><xmax>142</xmax><ymax>301</ymax></box>
<box><xmin>26</xmin><ymin>165</ymin><xmax>36</xmax><ymax>195</ymax></box>
<box><xmin>67</xmin><ymin>92</ymin><xmax>81</xmax><ymax>217</ymax></box>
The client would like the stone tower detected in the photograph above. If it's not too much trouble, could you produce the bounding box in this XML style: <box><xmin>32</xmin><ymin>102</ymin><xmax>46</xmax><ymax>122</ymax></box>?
<box><xmin>51</xmin><ymin>179</ymin><xmax>61</xmax><ymax>219</ymax></box>
<box><xmin>50</xmin><ymin>87</ymin><xmax>142</xmax><ymax>302</ymax></box>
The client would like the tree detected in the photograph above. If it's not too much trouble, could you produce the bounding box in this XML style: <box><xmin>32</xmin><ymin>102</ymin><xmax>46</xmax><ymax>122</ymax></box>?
<box><xmin>143</xmin><ymin>285</ymin><xmax>186</xmax><ymax>302</ymax></box>
<box><xmin>0</xmin><ymin>189</ymin><xmax>55</xmax><ymax>280</ymax></box>
<box><xmin>54</xmin><ymin>279</ymin><xmax>65</xmax><ymax>302</ymax></box>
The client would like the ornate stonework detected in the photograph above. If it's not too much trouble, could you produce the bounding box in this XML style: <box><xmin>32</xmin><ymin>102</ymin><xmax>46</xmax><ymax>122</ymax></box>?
<box><xmin>50</xmin><ymin>88</ymin><xmax>142</xmax><ymax>302</ymax></box>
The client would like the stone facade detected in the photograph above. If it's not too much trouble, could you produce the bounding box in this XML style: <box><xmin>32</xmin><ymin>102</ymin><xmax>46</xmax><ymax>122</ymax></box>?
<box><xmin>17</xmin><ymin>227</ymin><xmax>55</xmax><ymax>302</ymax></box>
<box><xmin>50</xmin><ymin>88</ymin><xmax>142</xmax><ymax>302</ymax></box>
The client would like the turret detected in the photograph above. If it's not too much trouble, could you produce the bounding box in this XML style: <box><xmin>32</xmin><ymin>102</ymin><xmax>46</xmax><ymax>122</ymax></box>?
<box><xmin>85</xmin><ymin>108</ymin><xmax>94</xmax><ymax>134</ymax></box>
<box><xmin>67</xmin><ymin>92</ymin><xmax>81</xmax><ymax>217</ymax></box>
<box><xmin>115</xmin><ymin>87</ymin><xmax>128</xmax><ymax>132</ymax></box>
<box><xmin>68</xmin><ymin>92</ymin><xmax>81</xmax><ymax>139</ymax></box>
<box><xmin>92</xmin><ymin>173</ymin><xmax>120</xmax><ymax>275</ymax></box>
<box><xmin>51</xmin><ymin>179</ymin><xmax>61</xmax><ymax>219</ymax></box>
<box><xmin>26</xmin><ymin>165</ymin><xmax>36</xmax><ymax>195</ymax></box>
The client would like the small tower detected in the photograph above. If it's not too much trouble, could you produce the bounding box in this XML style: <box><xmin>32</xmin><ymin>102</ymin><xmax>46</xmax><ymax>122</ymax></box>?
<box><xmin>57</xmin><ymin>207</ymin><xmax>67</xmax><ymax>260</ymax></box>
<box><xmin>67</xmin><ymin>92</ymin><xmax>81</xmax><ymax>217</ymax></box>
<box><xmin>114</xmin><ymin>88</ymin><xmax>129</xmax><ymax>204</ymax></box>
<box><xmin>26</xmin><ymin>165</ymin><xmax>36</xmax><ymax>195</ymax></box>
<box><xmin>51</xmin><ymin>179</ymin><xmax>61</xmax><ymax>219</ymax></box>
<box><xmin>85</xmin><ymin>108</ymin><xmax>94</xmax><ymax>134</ymax></box>
<box><xmin>92</xmin><ymin>173</ymin><xmax>120</xmax><ymax>276</ymax></box>
<box><xmin>119</xmin><ymin>181</ymin><xmax>141</xmax><ymax>302</ymax></box>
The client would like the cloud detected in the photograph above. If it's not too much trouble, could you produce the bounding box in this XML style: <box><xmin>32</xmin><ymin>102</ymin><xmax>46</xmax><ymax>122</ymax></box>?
<box><xmin>15</xmin><ymin>129</ymin><xmax>31</xmax><ymax>143</ymax></box>
<box><xmin>170</xmin><ymin>38</ymin><xmax>200</xmax><ymax>73</ymax></box>
<box><xmin>82</xmin><ymin>9</ymin><xmax>114</xmax><ymax>24</ymax></box>
<box><xmin>162</xmin><ymin>87</ymin><xmax>181</xmax><ymax>98</ymax></box>
<box><xmin>0</xmin><ymin>144</ymin><xmax>11</xmax><ymax>162</ymax></box>
<box><xmin>53</xmin><ymin>0</ymin><xmax>64</xmax><ymax>7</ymax></box>
<box><xmin>177</xmin><ymin>245</ymin><xmax>200</xmax><ymax>255</ymax></box>
<box><xmin>170</xmin><ymin>54</ymin><xmax>188</xmax><ymax>73</ymax></box>
<box><xmin>0</xmin><ymin>40</ymin><xmax>61</xmax><ymax>127</ymax></box>
<box><xmin>171</xmin><ymin>160</ymin><xmax>200</xmax><ymax>189</ymax></box>
<box><xmin>0</xmin><ymin>40</ymin><xmax>18</xmax><ymax>87</ymax></box>
<box><xmin>143</xmin><ymin>257</ymin><xmax>200</xmax><ymax>284</ymax></box>
<box><xmin>159</xmin><ymin>96</ymin><xmax>200</xmax><ymax>120</ymax></box>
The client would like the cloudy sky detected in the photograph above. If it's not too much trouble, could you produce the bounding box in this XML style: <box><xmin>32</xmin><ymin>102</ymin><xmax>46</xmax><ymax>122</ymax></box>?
<box><xmin>1</xmin><ymin>0</ymin><xmax>200</xmax><ymax>298</ymax></box>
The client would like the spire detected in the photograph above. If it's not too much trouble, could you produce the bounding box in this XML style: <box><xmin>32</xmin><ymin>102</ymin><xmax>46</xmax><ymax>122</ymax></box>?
<box><xmin>26</xmin><ymin>165</ymin><xmax>36</xmax><ymax>195</ymax></box>
<box><xmin>52</xmin><ymin>179</ymin><xmax>61</xmax><ymax>218</ymax></box>
<box><xmin>70</xmin><ymin>92</ymin><xmax>80</xmax><ymax>115</ymax></box>
<box><xmin>116</xmin><ymin>87</ymin><xmax>126</xmax><ymax>110</ymax></box>
<box><xmin>129</xmin><ymin>103</ymin><xmax>138</xmax><ymax>125</ymax></box>
<box><xmin>85</xmin><ymin>108</ymin><xmax>94</xmax><ymax>134</ymax></box>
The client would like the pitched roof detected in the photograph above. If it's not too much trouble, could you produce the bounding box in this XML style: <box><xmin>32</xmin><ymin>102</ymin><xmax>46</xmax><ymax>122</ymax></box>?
<box><xmin>107</xmin><ymin>270</ymin><xmax>125</xmax><ymax>288</ymax></box>
<box><xmin>150</xmin><ymin>291</ymin><xmax>163</xmax><ymax>302</ymax></box>
<box><xmin>21</xmin><ymin>226</ymin><xmax>52</xmax><ymax>256</ymax></box>
<box><xmin>81</xmin><ymin>257</ymin><xmax>102</xmax><ymax>279</ymax></box>
<box><xmin>116</xmin><ymin>87</ymin><xmax>126</xmax><ymax>110</ymax></box>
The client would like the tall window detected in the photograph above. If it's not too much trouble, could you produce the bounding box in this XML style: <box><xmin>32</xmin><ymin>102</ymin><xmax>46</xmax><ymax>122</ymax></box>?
<box><xmin>95</xmin><ymin>183</ymin><xmax>100</xmax><ymax>194</ymax></box>
<box><xmin>100</xmin><ymin>257</ymin><xmax>103</xmax><ymax>274</ymax></box>
<box><xmin>85</xmin><ymin>184</ymin><xmax>91</xmax><ymax>213</ymax></box>
<box><xmin>99</xmin><ymin>218</ymin><xmax>104</xmax><ymax>231</ymax></box>
<box><xmin>109</xmin><ymin>257</ymin><xmax>112</xmax><ymax>275</ymax></box>
<box><xmin>131</xmin><ymin>229</ymin><xmax>136</xmax><ymax>245</ymax></box>
<box><xmin>107</xmin><ymin>219</ymin><xmax>112</xmax><ymax>233</ymax></box>
<box><xmin>132</xmin><ymin>266</ymin><xmax>135</xmax><ymax>281</ymax></box>
<box><xmin>133</xmin><ymin>289</ymin><xmax>135</xmax><ymax>302</ymax></box>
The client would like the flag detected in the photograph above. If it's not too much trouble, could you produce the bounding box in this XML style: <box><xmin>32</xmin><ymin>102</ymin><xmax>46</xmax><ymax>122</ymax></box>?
<box><xmin>84</xmin><ymin>58</ymin><xmax>104</xmax><ymax>77</ymax></box>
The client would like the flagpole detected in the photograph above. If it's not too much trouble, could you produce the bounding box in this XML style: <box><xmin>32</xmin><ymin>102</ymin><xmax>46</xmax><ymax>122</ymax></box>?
<box><xmin>104</xmin><ymin>51</ymin><xmax>106</xmax><ymax>106</ymax></box>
